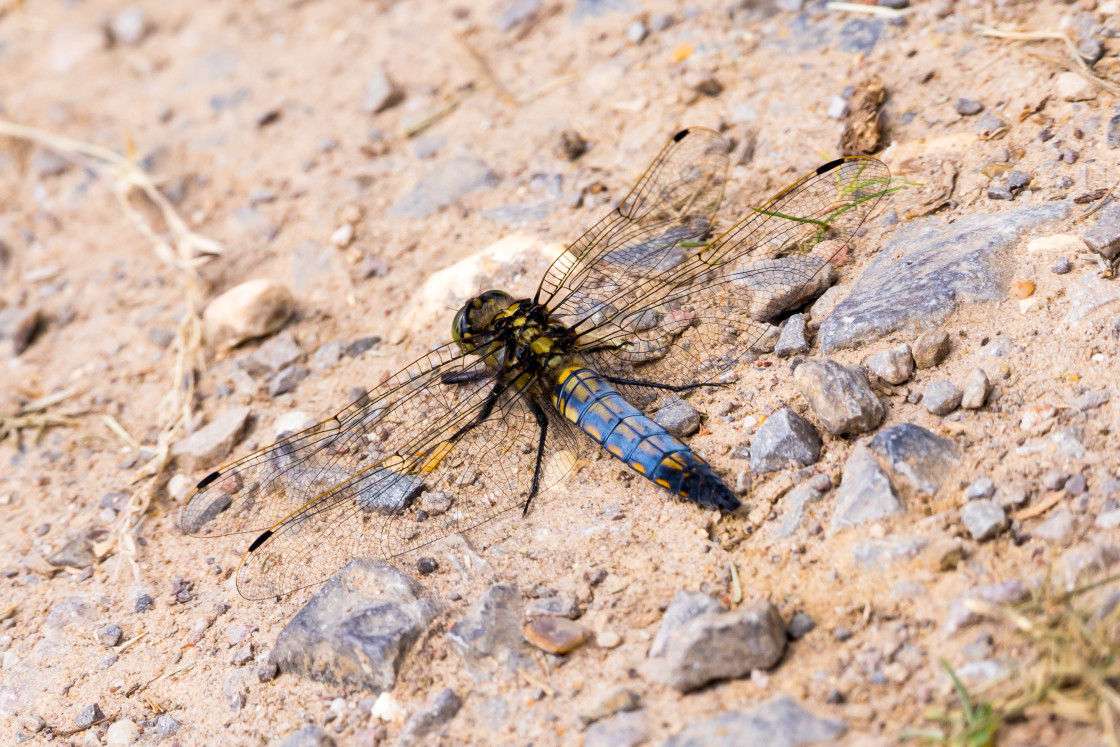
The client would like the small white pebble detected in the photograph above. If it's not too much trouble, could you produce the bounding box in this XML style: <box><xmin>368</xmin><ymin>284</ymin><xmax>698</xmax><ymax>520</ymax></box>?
<box><xmin>597</xmin><ymin>631</ymin><xmax>622</xmax><ymax>648</ymax></box>
<box><xmin>330</xmin><ymin>224</ymin><xmax>355</xmax><ymax>248</ymax></box>
<box><xmin>371</xmin><ymin>691</ymin><xmax>403</xmax><ymax>722</ymax></box>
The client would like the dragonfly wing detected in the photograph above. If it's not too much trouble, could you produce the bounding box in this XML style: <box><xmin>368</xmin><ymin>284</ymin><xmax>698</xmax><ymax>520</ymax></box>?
<box><xmin>536</xmin><ymin>127</ymin><xmax>730</xmax><ymax>321</ymax></box>
<box><xmin>573</xmin><ymin>157</ymin><xmax>896</xmax><ymax>395</ymax></box>
<box><xmin>180</xmin><ymin>343</ymin><xmax>580</xmax><ymax>599</ymax></box>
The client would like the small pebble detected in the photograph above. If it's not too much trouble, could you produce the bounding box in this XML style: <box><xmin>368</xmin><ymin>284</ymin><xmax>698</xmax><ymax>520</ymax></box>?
<box><xmin>826</xmin><ymin>95</ymin><xmax>850</xmax><ymax>120</ymax></box>
<box><xmin>964</xmin><ymin>476</ymin><xmax>996</xmax><ymax>501</ymax></box>
<box><xmin>134</xmin><ymin>594</ymin><xmax>154</xmax><ymax>613</ymax></box>
<box><xmin>558</xmin><ymin>128</ymin><xmax>588</xmax><ymax>161</ymax></box>
<box><xmin>866</xmin><ymin>344</ymin><xmax>914</xmax><ymax>385</ymax></box>
<box><xmin>683</xmin><ymin>69</ymin><xmax>723</xmax><ymax>97</ymax></box>
<box><xmin>961</xmin><ymin>500</ymin><xmax>1007</xmax><ymax>541</ymax></box>
<box><xmin>75</xmin><ymin>703</ymin><xmax>106</xmax><ymax>728</ymax></box>
<box><xmin>1007</xmin><ymin>171</ymin><xmax>1031</xmax><ymax>195</ymax></box>
<box><xmin>156</xmin><ymin>715</ymin><xmax>180</xmax><ymax>737</ymax></box>
<box><xmin>960</xmin><ymin>368</ymin><xmax>989</xmax><ymax>409</ymax></box>
<box><xmin>912</xmin><ymin>329</ymin><xmax>950</xmax><ymax>368</ymax></box>
<box><xmin>1057</xmin><ymin>71</ymin><xmax>1096</xmax><ymax>101</ymax></box>
<box><xmin>96</xmin><ymin>623</ymin><xmax>123</xmax><ymax>647</ymax></box>
<box><xmin>1079</xmin><ymin>38</ymin><xmax>1106</xmax><ymax>67</ymax></box>
<box><xmin>955</xmin><ymin>98</ymin><xmax>983</xmax><ymax>116</ymax></box>
<box><xmin>787</xmin><ymin>611</ymin><xmax>816</xmax><ymax>640</ymax></box>
<box><xmin>928</xmin><ymin>537</ymin><xmax>964</xmax><ymax>571</ymax></box>
<box><xmin>416</xmin><ymin>557</ymin><xmax>438</xmax><ymax>575</ymax></box>
<box><xmin>924</xmin><ymin>381</ymin><xmax>962</xmax><ymax>415</ymax></box>
<box><xmin>1065</xmin><ymin>474</ymin><xmax>1088</xmax><ymax>495</ymax></box>
<box><xmin>988</xmin><ymin>187</ymin><xmax>1014</xmax><ymax>201</ymax></box>
<box><xmin>330</xmin><ymin>224</ymin><xmax>354</xmax><ymax>248</ymax></box>
<box><xmin>596</xmin><ymin>631</ymin><xmax>622</xmax><ymax>648</ymax></box>
<box><xmin>833</xmin><ymin>627</ymin><xmax>853</xmax><ymax>642</ymax></box>
<box><xmin>1051</xmin><ymin>257</ymin><xmax>1071</xmax><ymax>274</ymax></box>
<box><xmin>523</xmin><ymin>616</ymin><xmax>591</xmax><ymax>655</ymax></box>
<box><xmin>653</xmin><ymin>398</ymin><xmax>701</xmax><ymax>437</ymax></box>
<box><xmin>626</xmin><ymin>20</ymin><xmax>648</xmax><ymax>44</ymax></box>
<box><xmin>1041</xmin><ymin>470</ymin><xmax>1069</xmax><ymax>492</ymax></box>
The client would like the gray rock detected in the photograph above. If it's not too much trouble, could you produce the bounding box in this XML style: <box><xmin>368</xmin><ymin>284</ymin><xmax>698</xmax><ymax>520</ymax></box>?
<box><xmin>988</xmin><ymin>186</ymin><xmax>1014</xmax><ymax>201</ymax></box>
<box><xmin>659</xmin><ymin>601</ymin><xmax>787</xmax><ymax>692</ymax></box>
<box><xmin>1108</xmin><ymin>106</ymin><xmax>1120</xmax><ymax>149</ymax></box>
<box><xmin>584</xmin><ymin>711</ymin><xmax>648</xmax><ymax>747</ymax></box>
<box><xmin>737</xmin><ymin>257</ymin><xmax>837</xmax><ymax>323</ymax></box>
<box><xmin>1075</xmin><ymin>390</ymin><xmax>1110</xmax><ymax>411</ymax></box>
<box><xmin>0</xmin><ymin>306</ymin><xmax>45</xmax><ymax>355</ymax></box>
<box><xmin>361</xmin><ymin>64</ymin><xmax>405</xmax><ymax>114</ymax></box>
<box><xmin>1066</xmin><ymin>474</ymin><xmax>1088</xmax><ymax>496</ymax></box>
<box><xmin>269</xmin><ymin>560</ymin><xmax>439</xmax><ymax>692</ymax></box>
<box><xmin>867</xmin><ymin>424</ymin><xmax>959</xmax><ymax>502</ymax></box>
<box><xmin>961</xmin><ymin>368</ymin><xmax>990</xmax><ymax>409</ymax></box>
<box><xmin>866</xmin><ymin>344</ymin><xmax>914</xmax><ymax>385</ymax></box>
<box><xmin>912</xmin><ymin>329</ymin><xmax>951</xmax><ymax>369</ymax></box>
<box><xmin>924</xmin><ymin>381</ymin><xmax>962</xmax><ymax>415</ymax></box>
<box><xmin>75</xmin><ymin>703</ymin><xmax>105</xmax><ymax>728</ymax></box>
<box><xmin>398</xmin><ymin>688</ymin><xmax>462</xmax><ymax>747</ymax></box>
<box><xmin>943</xmin><ymin>580</ymin><xmax>1030</xmax><ymax>637</ymax></box>
<box><xmin>787</xmin><ymin>611</ymin><xmax>815</xmax><ymax>639</ymax></box>
<box><xmin>792</xmin><ymin>358</ymin><xmax>884</xmax><ymax>435</ymax></box>
<box><xmin>1007</xmin><ymin>171</ymin><xmax>1032</xmax><ymax>195</ymax></box>
<box><xmin>96</xmin><ymin>623</ymin><xmax>122</xmax><ymax>647</ymax></box>
<box><xmin>246</xmin><ymin>331</ymin><xmax>302</xmax><ymax>375</ymax></box>
<box><xmin>837</xmin><ymin>18</ymin><xmax>882</xmax><ymax>54</ymax></box>
<box><xmin>1052</xmin><ymin>256</ymin><xmax>1071</xmax><ymax>274</ymax></box>
<box><xmin>1034</xmin><ymin>507</ymin><xmax>1078</xmax><ymax>545</ymax></box>
<box><xmin>156</xmin><ymin>715</ymin><xmax>180</xmax><ymax>737</ymax></box>
<box><xmin>664</xmin><ymin>695</ymin><xmax>846</xmax><ymax>747</ymax></box>
<box><xmin>831</xmin><ymin>445</ymin><xmax>904</xmax><ymax>531</ymax></box>
<box><xmin>447</xmin><ymin>584</ymin><xmax>532</xmax><ymax>673</ymax></box>
<box><xmin>768</xmin><ymin>482</ymin><xmax>826</xmax><ymax>540</ymax></box>
<box><xmin>955</xmin><ymin>98</ymin><xmax>983</xmax><ymax>116</ymax></box>
<box><xmin>230</xmin><ymin>642</ymin><xmax>254</xmax><ymax>666</ymax></box>
<box><xmin>46</xmin><ymin>534</ymin><xmax>95</xmax><ymax>569</ymax></box>
<box><xmin>975</xmin><ymin>112</ymin><xmax>1006</xmax><ymax>136</ymax></box>
<box><xmin>1042</xmin><ymin>470</ymin><xmax>1069</xmax><ymax>492</ymax></box>
<box><xmin>310</xmin><ymin>341</ymin><xmax>344</xmax><ymax>371</ymax></box>
<box><xmin>268</xmin><ymin>365</ymin><xmax>310</xmax><ymax>397</ymax></box>
<box><xmin>774</xmin><ymin>314</ymin><xmax>810</xmax><ymax>358</ymax></box>
<box><xmin>525</xmin><ymin>593</ymin><xmax>580</xmax><ymax>620</ymax></box>
<box><xmin>649</xmin><ymin>591</ymin><xmax>724</xmax><ymax>658</ymax></box>
<box><xmin>751</xmin><ymin>324</ymin><xmax>781</xmax><ymax>353</ymax></box>
<box><xmin>683</xmin><ymin>69</ymin><xmax>723</xmax><ymax>97</ymax></box>
<box><xmin>1080</xmin><ymin>38</ymin><xmax>1106</xmax><ymax>66</ymax></box>
<box><xmin>387</xmin><ymin>159</ymin><xmax>498</xmax><ymax>220</ymax></box>
<box><xmin>750</xmin><ymin>409</ymin><xmax>821</xmax><ymax>474</ymax></box>
<box><xmin>271</xmin><ymin>725</ymin><xmax>335</xmax><ymax>747</ymax></box>
<box><xmin>964</xmin><ymin>476</ymin><xmax>996</xmax><ymax>501</ymax></box>
<box><xmin>108</xmin><ymin>6</ymin><xmax>149</xmax><ymax>45</ymax></box>
<box><xmin>1082</xmin><ymin>202</ymin><xmax>1120</xmax><ymax>260</ymax></box>
<box><xmin>653</xmin><ymin>398</ymin><xmax>701</xmax><ymax>437</ymax></box>
<box><xmin>852</xmin><ymin>535</ymin><xmax>928</xmax><ymax>569</ymax></box>
<box><xmin>171</xmin><ymin>406</ymin><xmax>251</xmax><ymax>467</ymax></box>
<box><xmin>961</xmin><ymin>500</ymin><xmax>1007</xmax><ymax>541</ymax></box>
<box><xmin>818</xmin><ymin>203</ymin><xmax>1070</xmax><ymax>352</ymax></box>
<box><xmin>826</xmin><ymin>95</ymin><xmax>850</xmax><ymax>120</ymax></box>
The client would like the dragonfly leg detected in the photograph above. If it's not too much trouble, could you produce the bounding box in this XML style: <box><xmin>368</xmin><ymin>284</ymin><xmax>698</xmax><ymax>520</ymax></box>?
<box><xmin>522</xmin><ymin>399</ymin><xmax>548</xmax><ymax>517</ymax></box>
<box><xmin>440</xmin><ymin>368</ymin><xmax>490</xmax><ymax>385</ymax></box>
<box><xmin>600</xmin><ymin>376</ymin><xmax>725</xmax><ymax>393</ymax></box>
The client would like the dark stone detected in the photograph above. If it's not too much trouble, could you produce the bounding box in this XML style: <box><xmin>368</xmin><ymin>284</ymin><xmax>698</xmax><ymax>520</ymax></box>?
<box><xmin>818</xmin><ymin>203</ymin><xmax>1069</xmax><ymax>352</ymax></box>
<box><xmin>836</xmin><ymin>18</ymin><xmax>882</xmax><ymax>54</ymax></box>
<box><xmin>398</xmin><ymin>689</ymin><xmax>463</xmax><ymax>747</ymax></box>
<box><xmin>1007</xmin><ymin>171</ymin><xmax>1032</xmax><ymax>195</ymax></box>
<box><xmin>46</xmin><ymin>534</ymin><xmax>95</xmax><ymax>569</ymax></box>
<box><xmin>134</xmin><ymin>593</ymin><xmax>155</xmax><ymax>613</ymax></box>
<box><xmin>268</xmin><ymin>560</ymin><xmax>440</xmax><ymax>692</ymax></box>
<box><xmin>749</xmin><ymin>408</ymin><xmax>822</xmax><ymax>474</ymax></box>
<box><xmin>345</xmin><ymin>336</ymin><xmax>381</xmax><ymax>357</ymax></box>
<box><xmin>74</xmin><ymin>703</ymin><xmax>105</xmax><ymax>728</ymax></box>
<box><xmin>664</xmin><ymin>696</ymin><xmax>846</xmax><ymax>747</ymax></box>
<box><xmin>787</xmin><ymin>611</ymin><xmax>816</xmax><ymax>639</ymax></box>
<box><xmin>987</xmin><ymin>187</ymin><xmax>1014</xmax><ymax>201</ymax></box>
<box><xmin>416</xmin><ymin>557</ymin><xmax>438</xmax><ymax>576</ymax></box>
<box><xmin>268</xmin><ymin>365</ymin><xmax>309</xmax><ymax>397</ymax></box>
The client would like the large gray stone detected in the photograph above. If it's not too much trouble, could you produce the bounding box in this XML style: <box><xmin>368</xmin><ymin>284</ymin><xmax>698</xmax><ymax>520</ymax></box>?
<box><xmin>819</xmin><ymin>203</ymin><xmax>1071</xmax><ymax>352</ymax></box>
<box><xmin>268</xmin><ymin>560</ymin><xmax>440</xmax><ymax>692</ymax></box>
<box><xmin>658</xmin><ymin>601</ymin><xmax>787</xmax><ymax>692</ymax></box>
<box><xmin>793</xmin><ymin>358</ymin><xmax>884</xmax><ymax>435</ymax></box>
<box><xmin>664</xmin><ymin>695</ymin><xmax>847</xmax><ymax>747</ymax></box>
<box><xmin>831</xmin><ymin>444</ymin><xmax>903</xmax><ymax>531</ymax></box>
<box><xmin>750</xmin><ymin>409</ymin><xmax>822</xmax><ymax>474</ymax></box>
<box><xmin>867</xmin><ymin>424</ymin><xmax>959</xmax><ymax>502</ymax></box>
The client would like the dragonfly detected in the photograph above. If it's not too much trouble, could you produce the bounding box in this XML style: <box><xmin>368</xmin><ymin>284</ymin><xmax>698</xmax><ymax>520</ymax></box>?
<box><xmin>181</xmin><ymin>127</ymin><xmax>895</xmax><ymax>600</ymax></box>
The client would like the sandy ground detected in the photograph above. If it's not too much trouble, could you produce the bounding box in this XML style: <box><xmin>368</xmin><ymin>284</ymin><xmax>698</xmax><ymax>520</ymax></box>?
<box><xmin>2</xmin><ymin>0</ymin><xmax>1120</xmax><ymax>745</ymax></box>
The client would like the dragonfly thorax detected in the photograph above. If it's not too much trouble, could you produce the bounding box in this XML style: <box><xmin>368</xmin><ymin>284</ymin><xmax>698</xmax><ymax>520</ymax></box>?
<box><xmin>452</xmin><ymin>291</ymin><xmax>574</xmax><ymax>374</ymax></box>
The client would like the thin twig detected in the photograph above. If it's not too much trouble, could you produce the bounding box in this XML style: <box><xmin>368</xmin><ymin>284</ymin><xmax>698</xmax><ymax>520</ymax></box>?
<box><xmin>976</xmin><ymin>25</ymin><xmax>1120</xmax><ymax>96</ymax></box>
<box><xmin>826</xmin><ymin>1</ymin><xmax>911</xmax><ymax>18</ymax></box>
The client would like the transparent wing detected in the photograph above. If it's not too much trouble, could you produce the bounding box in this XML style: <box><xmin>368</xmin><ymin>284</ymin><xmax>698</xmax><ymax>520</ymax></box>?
<box><xmin>572</xmin><ymin>157</ymin><xmax>896</xmax><ymax>393</ymax></box>
<box><xmin>180</xmin><ymin>342</ymin><xmax>581</xmax><ymax>599</ymax></box>
<box><xmin>535</xmin><ymin>127</ymin><xmax>730</xmax><ymax>320</ymax></box>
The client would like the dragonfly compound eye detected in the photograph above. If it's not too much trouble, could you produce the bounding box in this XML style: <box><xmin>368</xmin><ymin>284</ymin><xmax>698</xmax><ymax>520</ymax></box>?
<box><xmin>452</xmin><ymin>290</ymin><xmax>514</xmax><ymax>353</ymax></box>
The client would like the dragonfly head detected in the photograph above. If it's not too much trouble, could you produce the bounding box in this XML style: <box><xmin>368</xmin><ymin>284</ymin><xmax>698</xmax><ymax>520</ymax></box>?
<box><xmin>452</xmin><ymin>290</ymin><xmax>515</xmax><ymax>354</ymax></box>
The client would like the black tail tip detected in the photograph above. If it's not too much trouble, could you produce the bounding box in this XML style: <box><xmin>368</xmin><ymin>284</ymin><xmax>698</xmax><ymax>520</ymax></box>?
<box><xmin>681</xmin><ymin>471</ymin><xmax>742</xmax><ymax>513</ymax></box>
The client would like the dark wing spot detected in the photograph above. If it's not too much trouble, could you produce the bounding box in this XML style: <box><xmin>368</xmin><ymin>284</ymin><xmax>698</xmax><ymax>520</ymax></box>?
<box><xmin>816</xmin><ymin>158</ymin><xmax>846</xmax><ymax>175</ymax></box>
<box><xmin>673</xmin><ymin>128</ymin><xmax>690</xmax><ymax>142</ymax></box>
<box><xmin>197</xmin><ymin>471</ymin><xmax>221</xmax><ymax>489</ymax></box>
<box><xmin>247</xmin><ymin>529</ymin><xmax>273</xmax><ymax>553</ymax></box>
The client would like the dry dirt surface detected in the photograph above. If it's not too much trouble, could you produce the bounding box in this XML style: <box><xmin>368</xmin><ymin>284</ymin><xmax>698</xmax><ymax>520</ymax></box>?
<box><xmin>3</xmin><ymin>0</ymin><xmax>1120</xmax><ymax>745</ymax></box>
